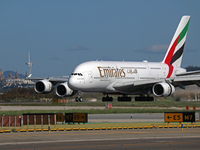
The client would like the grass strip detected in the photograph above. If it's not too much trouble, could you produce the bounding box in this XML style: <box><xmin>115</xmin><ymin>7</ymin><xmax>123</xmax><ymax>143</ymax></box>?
<box><xmin>1</xmin><ymin>100</ymin><xmax>200</xmax><ymax>107</ymax></box>
<box><xmin>0</xmin><ymin>108</ymin><xmax>199</xmax><ymax>116</ymax></box>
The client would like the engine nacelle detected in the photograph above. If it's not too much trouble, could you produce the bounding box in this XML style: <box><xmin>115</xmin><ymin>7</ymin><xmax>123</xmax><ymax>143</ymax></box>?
<box><xmin>34</xmin><ymin>80</ymin><xmax>53</xmax><ymax>93</ymax></box>
<box><xmin>152</xmin><ymin>82</ymin><xmax>175</xmax><ymax>97</ymax></box>
<box><xmin>56</xmin><ymin>82</ymin><xmax>75</xmax><ymax>97</ymax></box>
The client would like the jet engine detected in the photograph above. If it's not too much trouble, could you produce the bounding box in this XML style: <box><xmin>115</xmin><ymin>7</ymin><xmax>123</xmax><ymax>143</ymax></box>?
<box><xmin>152</xmin><ymin>82</ymin><xmax>175</xmax><ymax>97</ymax></box>
<box><xmin>34</xmin><ymin>80</ymin><xmax>53</xmax><ymax>93</ymax></box>
<box><xmin>56</xmin><ymin>82</ymin><xmax>75</xmax><ymax>97</ymax></box>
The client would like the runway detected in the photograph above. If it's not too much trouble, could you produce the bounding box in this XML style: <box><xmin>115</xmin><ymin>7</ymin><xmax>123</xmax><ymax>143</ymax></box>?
<box><xmin>0</xmin><ymin>128</ymin><xmax>200</xmax><ymax>150</ymax></box>
<box><xmin>0</xmin><ymin>106</ymin><xmax>199</xmax><ymax>149</ymax></box>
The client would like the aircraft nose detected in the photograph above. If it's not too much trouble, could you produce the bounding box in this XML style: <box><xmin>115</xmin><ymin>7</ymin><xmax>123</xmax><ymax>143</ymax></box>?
<box><xmin>68</xmin><ymin>76</ymin><xmax>78</xmax><ymax>90</ymax></box>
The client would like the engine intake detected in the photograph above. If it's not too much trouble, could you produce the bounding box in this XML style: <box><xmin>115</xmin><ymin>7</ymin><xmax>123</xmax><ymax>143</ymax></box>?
<box><xmin>153</xmin><ymin>82</ymin><xmax>175</xmax><ymax>97</ymax></box>
<box><xmin>34</xmin><ymin>80</ymin><xmax>53</xmax><ymax>93</ymax></box>
<box><xmin>56</xmin><ymin>82</ymin><xmax>75</xmax><ymax>97</ymax></box>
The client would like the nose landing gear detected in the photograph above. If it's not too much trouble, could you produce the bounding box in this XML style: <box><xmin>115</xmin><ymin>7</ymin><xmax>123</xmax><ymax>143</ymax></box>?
<box><xmin>75</xmin><ymin>91</ymin><xmax>83</xmax><ymax>102</ymax></box>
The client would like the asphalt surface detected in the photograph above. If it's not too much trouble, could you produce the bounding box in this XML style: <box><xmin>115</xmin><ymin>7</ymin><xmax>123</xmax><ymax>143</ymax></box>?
<box><xmin>0</xmin><ymin>106</ymin><xmax>199</xmax><ymax>149</ymax></box>
<box><xmin>0</xmin><ymin>128</ymin><xmax>200</xmax><ymax>150</ymax></box>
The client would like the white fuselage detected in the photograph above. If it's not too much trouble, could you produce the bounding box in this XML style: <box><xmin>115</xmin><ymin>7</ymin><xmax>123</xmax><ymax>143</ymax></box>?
<box><xmin>68</xmin><ymin>61</ymin><xmax>186</xmax><ymax>95</ymax></box>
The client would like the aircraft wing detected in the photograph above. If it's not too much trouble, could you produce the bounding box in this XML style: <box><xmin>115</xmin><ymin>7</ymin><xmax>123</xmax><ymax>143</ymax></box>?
<box><xmin>172</xmin><ymin>75</ymin><xmax>200</xmax><ymax>87</ymax></box>
<box><xmin>173</xmin><ymin>70</ymin><xmax>200</xmax><ymax>87</ymax></box>
<box><xmin>113</xmin><ymin>79</ymin><xmax>165</xmax><ymax>93</ymax></box>
<box><xmin>26</xmin><ymin>76</ymin><xmax>69</xmax><ymax>82</ymax></box>
<box><xmin>113</xmin><ymin>79</ymin><xmax>164</xmax><ymax>88</ymax></box>
<box><xmin>113</xmin><ymin>74</ymin><xmax>200</xmax><ymax>93</ymax></box>
<box><xmin>176</xmin><ymin>70</ymin><xmax>200</xmax><ymax>76</ymax></box>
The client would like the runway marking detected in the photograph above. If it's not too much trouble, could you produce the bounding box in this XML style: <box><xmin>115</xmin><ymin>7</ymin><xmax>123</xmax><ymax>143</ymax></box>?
<box><xmin>16</xmin><ymin>144</ymin><xmax>117</xmax><ymax>150</ymax></box>
<box><xmin>15</xmin><ymin>140</ymin><xmax>198</xmax><ymax>150</ymax></box>
<box><xmin>124</xmin><ymin>141</ymin><xmax>196</xmax><ymax>146</ymax></box>
<box><xmin>1</xmin><ymin>129</ymin><xmax>200</xmax><ymax>138</ymax></box>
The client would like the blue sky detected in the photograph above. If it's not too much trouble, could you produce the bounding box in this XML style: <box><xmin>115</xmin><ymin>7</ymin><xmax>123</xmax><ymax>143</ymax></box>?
<box><xmin>0</xmin><ymin>0</ymin><xmax>200</xmax><ymax>77</ymax></box>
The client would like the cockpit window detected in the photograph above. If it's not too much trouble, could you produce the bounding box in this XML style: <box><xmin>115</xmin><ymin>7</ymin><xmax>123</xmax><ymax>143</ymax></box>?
<box><xmin>71</xmin><ymin>73</ymin><xmax>83</xmax><ymax>76</ymax></box>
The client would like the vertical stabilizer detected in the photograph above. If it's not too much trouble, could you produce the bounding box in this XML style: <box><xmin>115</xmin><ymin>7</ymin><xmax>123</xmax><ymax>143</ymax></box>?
<box><xmin>162</xmin><ymin>16</ymin><xmax>190</xmax><ymax>67</ymax></box>
<box><xmin>162</xmin><ymin>16</ymin><xmax>190</xmax><ymax>78</ymax></box>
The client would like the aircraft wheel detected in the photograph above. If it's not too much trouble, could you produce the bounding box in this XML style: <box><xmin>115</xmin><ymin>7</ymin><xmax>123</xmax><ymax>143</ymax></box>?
<box><xmin>75</xmin><ymin>97</ymin><xmax>79</xmax><ymax>102</ymax></box>
<box><xmin>79</xmin><ymin>98</ymin><xmax>83</xmax><ymax>102</ymax></box>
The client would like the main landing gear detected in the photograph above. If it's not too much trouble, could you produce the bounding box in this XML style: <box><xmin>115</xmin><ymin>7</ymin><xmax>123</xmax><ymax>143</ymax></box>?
<box><xmin>117</xmin><ymin>95</ymin><xmax>132</xmax><ymax>102</ymax></box>
<box><xmin>102</xmin><ymin>95</ymin><xmax>113</xmax><ymax>102</ymax></box>
<box><xmin>102</xmin><ymin>95</ymin><xmax>132</xmax><ymax>102</ymax></box>
<box><xmin>101</xmin><ymin>95</ymin><xmax>154</xmax><ymax>102</ymax></box>
<box><xmin>75</xmin><ymin>91</ymin><xmax>83</xmax><ymax>102</ymax></box>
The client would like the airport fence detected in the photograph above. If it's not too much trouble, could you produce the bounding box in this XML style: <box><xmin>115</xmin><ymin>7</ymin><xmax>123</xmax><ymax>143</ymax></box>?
<box><xmin>0</xmin><ymin>113</ymin><xmax>88</xmax><ymax>131</ymax></box>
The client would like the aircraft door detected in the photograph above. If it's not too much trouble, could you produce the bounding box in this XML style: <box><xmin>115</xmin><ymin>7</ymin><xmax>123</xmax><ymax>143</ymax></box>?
<box><xmin>84</xmin><ymin>72</ymin><xmax>93</xmax><ymax>83</ymax></box>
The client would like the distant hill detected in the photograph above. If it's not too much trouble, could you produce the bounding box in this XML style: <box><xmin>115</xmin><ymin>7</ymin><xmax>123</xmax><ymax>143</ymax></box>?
<box><xmin>4</xmin><ymin>71</ymin><xmax>25</xmax><ymax>79</ymax></box>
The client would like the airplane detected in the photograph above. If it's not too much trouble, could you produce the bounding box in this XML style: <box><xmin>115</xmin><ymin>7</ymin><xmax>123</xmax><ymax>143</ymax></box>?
<box><xmin>31</xmin><ymin>15</ymin><xmax>200</xmax><ymax>102</ymax></box>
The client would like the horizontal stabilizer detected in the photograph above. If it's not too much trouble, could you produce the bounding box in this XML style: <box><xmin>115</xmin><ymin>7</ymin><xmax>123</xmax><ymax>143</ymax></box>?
<box><xmin>176</xmin><ymin>70</ymin><xmax>200</xmax><ymax>76</ymax></box>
